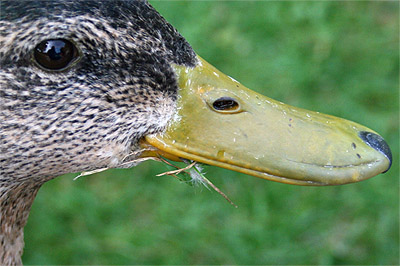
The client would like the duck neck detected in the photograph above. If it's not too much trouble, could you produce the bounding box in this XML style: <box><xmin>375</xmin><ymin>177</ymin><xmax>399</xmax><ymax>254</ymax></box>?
<box><xmin>0</xmin><ymin>180</ymin><xmax>43</xmax><ymax>265</ymax></box>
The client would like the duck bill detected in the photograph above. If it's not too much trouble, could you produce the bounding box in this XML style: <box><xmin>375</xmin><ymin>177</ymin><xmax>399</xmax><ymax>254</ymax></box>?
<box><xmin>141</xmin><ymin>56</ymin><xmax>391</xmax><ymax>186</ymax></box>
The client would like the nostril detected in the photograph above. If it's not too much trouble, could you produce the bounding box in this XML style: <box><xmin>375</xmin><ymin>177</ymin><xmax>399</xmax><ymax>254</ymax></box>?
<box><xmin>359</xmin><ymin>131</ymin><xmax>392</xmax><ymax>173</ymax></box>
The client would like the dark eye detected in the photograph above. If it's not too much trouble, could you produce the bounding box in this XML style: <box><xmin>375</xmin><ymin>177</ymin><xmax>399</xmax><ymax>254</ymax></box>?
<box><xmin>33</xmin><ymin>39</ymin><xmax>79</xmax><ymax>70</ymax></box>
<box><xmin>212</xmin><ymin>97</ymin><xmax>240</xmax><ymax>111</ymax></box>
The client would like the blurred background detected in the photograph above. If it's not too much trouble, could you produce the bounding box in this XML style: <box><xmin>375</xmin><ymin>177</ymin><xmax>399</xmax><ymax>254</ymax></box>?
<box><xmin>23</xmin><ymin>1</ymin><xmax>399</xmax><ymax>264</ymax></box>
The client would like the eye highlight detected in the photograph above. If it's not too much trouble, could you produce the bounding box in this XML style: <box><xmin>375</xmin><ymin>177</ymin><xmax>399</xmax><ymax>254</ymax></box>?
<box><xmin>212</xmin><ymin>97</ymin><xmax>240</xmax><ymax>113</ymax></box>
<box><xmin>33</xmin><ymin>39</ymin><xmax>79</xmax><ymax>70</ymax></box>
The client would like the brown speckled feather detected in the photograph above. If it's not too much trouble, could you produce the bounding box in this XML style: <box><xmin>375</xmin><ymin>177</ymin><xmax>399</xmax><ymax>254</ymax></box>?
<box><xmin>0</xmin><ymin>0</ymin><xmax>197</xmax><ymax>264</ymax></box>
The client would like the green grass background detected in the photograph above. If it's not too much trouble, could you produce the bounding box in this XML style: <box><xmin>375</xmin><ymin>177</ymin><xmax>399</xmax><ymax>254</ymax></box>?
<box><xmin>23</xmin><ymin>1</ymin><xmax>399</xmax><ymax>264</ymax></box>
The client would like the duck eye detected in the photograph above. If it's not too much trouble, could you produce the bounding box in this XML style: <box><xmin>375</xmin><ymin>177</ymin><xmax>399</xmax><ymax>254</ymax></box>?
<box><xmin>212</xmin><ymin>97</ymin><xmax>240</xmax><ymax>112</ymax></box>
<box><xmin>33</xmin><ymin>39</ymin><xmax>79</xmax><ymax>70</ymax></box>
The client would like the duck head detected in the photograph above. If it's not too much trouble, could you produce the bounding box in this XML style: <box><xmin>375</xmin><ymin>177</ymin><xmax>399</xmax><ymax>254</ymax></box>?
<box><xmin>0</xmin><ymin>0</ymin><xmax>391</xmax><ymax>187</ymax></box>
<box><xmin>0</xmin><ymin>1</ymin><xmax>394</xmax><ymax>264</ymax></box>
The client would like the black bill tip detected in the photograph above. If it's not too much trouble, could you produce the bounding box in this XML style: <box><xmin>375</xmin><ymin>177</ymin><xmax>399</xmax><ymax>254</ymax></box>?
<box><xmin>359</xmin><ymin>131</ymin><xmax>392</xmax><ymax>173</ymax></box>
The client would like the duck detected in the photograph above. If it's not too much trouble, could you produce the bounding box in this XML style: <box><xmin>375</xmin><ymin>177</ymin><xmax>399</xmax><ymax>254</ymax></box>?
<box><xmin>0</xmin><ymin>0</ymin><xmax>392</xmax><ymax>265</ymax></box>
